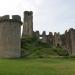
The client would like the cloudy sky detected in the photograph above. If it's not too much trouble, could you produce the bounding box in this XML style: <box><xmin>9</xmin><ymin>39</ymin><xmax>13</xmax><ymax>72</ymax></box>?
<box><xmin>0</xmin><ymin>0</ymin><xmax>75</xmax><ymax>34</ymax></box>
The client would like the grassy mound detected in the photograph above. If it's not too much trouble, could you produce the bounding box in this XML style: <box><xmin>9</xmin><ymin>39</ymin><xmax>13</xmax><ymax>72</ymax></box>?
<box><xmin>21</xmin><ymin>36</ymin><xmax>68</xmax><ymax>58</ymax></box>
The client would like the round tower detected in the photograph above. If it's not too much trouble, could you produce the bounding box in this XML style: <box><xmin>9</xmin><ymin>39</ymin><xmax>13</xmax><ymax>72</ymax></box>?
<box><xmin>22</xmin><ymin>11</ymin><xmax>33</xmax><ymax>38</ymax></box>
<box><xmin>0</xmin><ymin>15</ymin><xmax>22</xmax><ymax>58</ymax></box>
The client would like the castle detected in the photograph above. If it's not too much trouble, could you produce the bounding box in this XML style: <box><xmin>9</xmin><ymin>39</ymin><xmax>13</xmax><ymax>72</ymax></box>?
<box><xmin>22</xmin><ymin>11</ymin><xmax>75</xmax><ymax>56</ymax></box>
<box><xmin>0</xmin><ymin>11</ymin><xmax>74</xmax><ymax>58</ymax></box>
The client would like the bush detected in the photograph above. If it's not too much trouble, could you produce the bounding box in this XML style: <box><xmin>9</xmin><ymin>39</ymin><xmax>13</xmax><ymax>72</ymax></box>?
<box><xmin>53</xmin><ymin>48</ymin><xmax>69</xmax><ymax>56</ymax></box>
<box><xmin>21</xmin><ymin>36</ymin><xmax>69</xmax><ymax>57</ymax></box>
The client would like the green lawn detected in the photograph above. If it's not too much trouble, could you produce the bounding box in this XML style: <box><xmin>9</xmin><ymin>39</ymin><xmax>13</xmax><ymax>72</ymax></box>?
<box><xmin>0</xmin><ymin>58</ymin><xmax>75</xmax><ymax>75</ymax></box>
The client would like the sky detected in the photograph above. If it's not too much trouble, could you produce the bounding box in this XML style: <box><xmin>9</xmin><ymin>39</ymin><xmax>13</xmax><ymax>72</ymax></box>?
<box><xmin>0</xmin><ymin>0</ymin><xmax>75</xmax><ymax>34</ymax></box>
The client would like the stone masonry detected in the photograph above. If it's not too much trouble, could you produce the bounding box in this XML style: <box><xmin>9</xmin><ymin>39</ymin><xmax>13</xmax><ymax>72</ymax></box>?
<box><xmin>41</xmin><ymin>31</ymin><xmax>47</xmax><ymax>43</ymax></box>
<box><xmin>53</xmin><ymin>32</ymin><xmax>62</xmax><ymax>47</ymax></box>
<box><xmin>22</xmin><ymin>11</ymin><xmax>75</xmax><ymax>55</ymax></box>
<box><xmin>0</xmin><ymin>15</ymin><xmax>22</xmax><ymax>58</ymax></box>
<box><xmin>22</xmin><ymin>11</ymin><xmax>33</xmax><ymax>37</ymax></box>
<box><xmin>1</xmin><ymin>11</ymin><xmax>75</xmax><ymax>58</ymax></box>
<box><xmin>68</xmin><ymin>28</ymin><xmax>75</xmax><ymax>55</ymax></box>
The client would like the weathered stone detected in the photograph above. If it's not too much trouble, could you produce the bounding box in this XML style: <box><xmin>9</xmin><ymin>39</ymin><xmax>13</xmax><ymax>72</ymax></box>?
<box><xmin>22</xmin><ymin>11</ymin><xmax>33</xmax><ymax>37</ymax></box>
<box><xmin>35</xmin><ymin>31</ymin><xmax>39</xmax><ymax>38</ymax></box>
<box><xmin>65</xmin><ymin>30</ymin><xmax>71</xmax><ymax>54</ymax></box>
<box><xmin>41</xmin><ymin>31</ymin><xmax>47</xmax><ymax>43</ymax></box>
<box><xmin>12</xmin><ymin>15</ymin><xmax>21</xmax><ymax>21</ymax></box>
<box><xmin>60</xmin><ymin>28</ymin><xmax>75</xmax><ymax>55</ymax></box>
<box><xmin>68</xmin><ymin>28</ymin><xmax>75</xmax><ymax>55</ymax></box>
<box><xmin>47</xmin><ymin>32</ymin><xmax>53</xmax><ymax>46</ymax></box>
<box><xmin>0</xmin><ymin>15</ymin><xmax>22</xmax><ymax>58</ymax></box>
<box><xmin>53</xmin><ymin>32</ymin><xmax>62</xmax><ymax>47</ymax></box>
<box><xmin>0</xmin><ymin>15</ymin><xmax>9</xmax><ymax>21</ymax></box>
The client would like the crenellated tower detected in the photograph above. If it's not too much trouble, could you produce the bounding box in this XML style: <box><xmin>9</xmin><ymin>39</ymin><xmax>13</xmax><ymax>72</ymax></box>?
<box><xmin>22</xmin><ymin>11</ymin><xmax>33</xmax><ymax>38</ymax></box>
<box><xmin>0</xmin><ymin>15</ymin><xmax>22</xmax><ymax>58</ymax></box>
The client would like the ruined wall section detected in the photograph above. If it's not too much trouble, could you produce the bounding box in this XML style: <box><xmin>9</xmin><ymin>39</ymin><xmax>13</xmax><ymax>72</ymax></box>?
<box><xmin>22</xmin><ymin>11</ymin><xmax>33</xmax><ymax>37</ymax></box>
<box><xmin>47</xmin><ymin>32</ymin><xmax>54</xmax><ymax>46</ymax></box>
<box><xmin>60</xmin><ymin>28</ymin><xmax>75</xmax><ymax>55</ymax></box>
<box><xmin>0</xmin><ymin>15</ymin><xmax>22</xmax><ymax>58</ymax></box>
<box><xmin>64</xmin><ymin>30</ymin><xmax>71</xmax><ymax>54</ymax></box>
<box><xmin>69</xmin><ymin>28</ymin><xmax>75</xmax><ymax>55</ymax></box>
<box><xmin>53</xmin><ymin>32</ymin><xmax>62</xmax><ymax>47</ymax></box>
<box><xmin>33</xmin><ymin>28</ymin><xmax>75</xmax><ymax>55</ymax></box>
<box><xmin>33</xmin><ymin>31</ymin><xmax>40</xmax><ymax>39</ymax></box>
<box><xmin>41</xmin><ymin>31</ymin><xmax>47</xmax><ymax>43</ymax></box>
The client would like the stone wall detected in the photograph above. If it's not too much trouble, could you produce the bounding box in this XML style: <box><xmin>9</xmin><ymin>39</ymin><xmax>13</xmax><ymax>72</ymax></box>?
<box><xmin>0</xmin><ymin>15</ymin><xmax>22</xmax><ymax>58</ymax></box>
<box><xmin>1</xmin><ymin>11</ymin><xmax>75</xmax><ymax>58</ymax></box>
<box><xmin>33</xmin><ymin>28</ymin><xmax>75</xmax><ymax>55</ymax></box>
<box><xmin>47</xmin><ymin>32</ymin><xmax>53</xmax><ymax>46</ymax></box>
<box><xmin>22</xmin><ymin>11</ymin><xmax>33</xmax><ymax>37</ymax></box>
<box><xmin>41</xmin><ymin>31</ymin><xmax>47</xmax><ymax>43</ymax></box>
<box><xmin>68</xmin><ymin>28</ymin><xmax>75</xmax><ymax>55</ymax></box>
<box><xmin>22</xmin><ymin>11</ymin><xmax>75</xmax><ymax>56</ymax></box>
<box><xmin>53</xmin><ymin>32</ymin><xmax>62</xmax><ymax>47</ymax></box>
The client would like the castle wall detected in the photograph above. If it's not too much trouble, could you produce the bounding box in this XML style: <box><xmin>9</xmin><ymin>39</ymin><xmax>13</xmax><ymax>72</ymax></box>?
<box><xmin>41</xmin><ymin>31</ymin><xmax>47</xmax><ymax>43</ymax></box>
<box><xmin>64</xmin><ymin>31</ymin><xmax>71</xmax><ymax>54</ymax></box>
<box><xmin>58</xmin><ymin>28</ymin><xmax>75</xmax><ymax>55</ymax></box>
<box><xmin>47</xmin><ymin>32</ymin><xmax>53</xmax><ymax>46</ymax></box>
<box><xmin>33</xmin><ymin>31</ymin><xmax>40</xmax><ymax>39</ymax></box>
<box><xmin>1</xmin><ymin>11</ymin><xmax>75</xmax><ymax>57</ymax></box>
<box><xmin>53</xmin><ymin>32</ymin><xmax>62</xmax><ymax>47</ymax></box>
<box><xmin>69</xmin><ymin>28</ymin><xmax>75</xmax><ymax>55</ymax></box>
<box><xmin>22</xmin><ymin>11</ymin><xmax>75</xmax><ymax>56</ymax></box>
<box><xmin>0</xmin><ymin>15</ymin><xmax>22</xmax><ymax>58</ymax></box>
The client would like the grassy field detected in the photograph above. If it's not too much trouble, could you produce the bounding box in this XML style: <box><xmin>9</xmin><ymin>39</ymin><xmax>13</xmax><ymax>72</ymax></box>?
<box><xmin>0</xmin><ymin>58</ymin><xmax>75</xmax><ymax>75</ymax></box>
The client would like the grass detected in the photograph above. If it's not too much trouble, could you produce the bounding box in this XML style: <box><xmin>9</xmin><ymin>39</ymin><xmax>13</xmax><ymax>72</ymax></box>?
<box><xmin>0</xmin><ymin>58</ymin><xmax>75</xmax><ymax>75</ymax></box>
<box><xmin>21</xmin><ymin>37</ymin><xmax>68</xmax><ymax>57</ymax></box>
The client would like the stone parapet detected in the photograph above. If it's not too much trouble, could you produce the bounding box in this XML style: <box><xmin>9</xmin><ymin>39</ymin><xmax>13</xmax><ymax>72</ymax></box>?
<box><xmin>0</xmin><ymin>15</ymin><xmax>22</xmax><ymax>25</ymax></box>
<box><xmin>0</xmin><ymin>14</ymin><xmax>22</xmax><ymax>58</ymax></box>
<box><xmin>24</xmin><ymin>11</ymin><xmax>33</xmax><ymax>15</ymax></box>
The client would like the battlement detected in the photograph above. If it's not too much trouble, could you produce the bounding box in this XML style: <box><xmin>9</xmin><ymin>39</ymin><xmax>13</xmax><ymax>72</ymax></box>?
<box><xmin>0</xmin><ymin>15</ymin><xmax>22</xmax><ymax>25</ymax></box>
<box><xmin>24</xmin><ymin>11</ymin><xmax>33</xmax><ymax>16</ymax></box>
<box><xmin>68</xmin><ymin>28</ymin><xmax>75</xmax><ymax>32</ymax></box>
<box><xmin>23</xmin><ymin>11</ymin><xmax>33</xmax><ymax>37</ymax></box>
